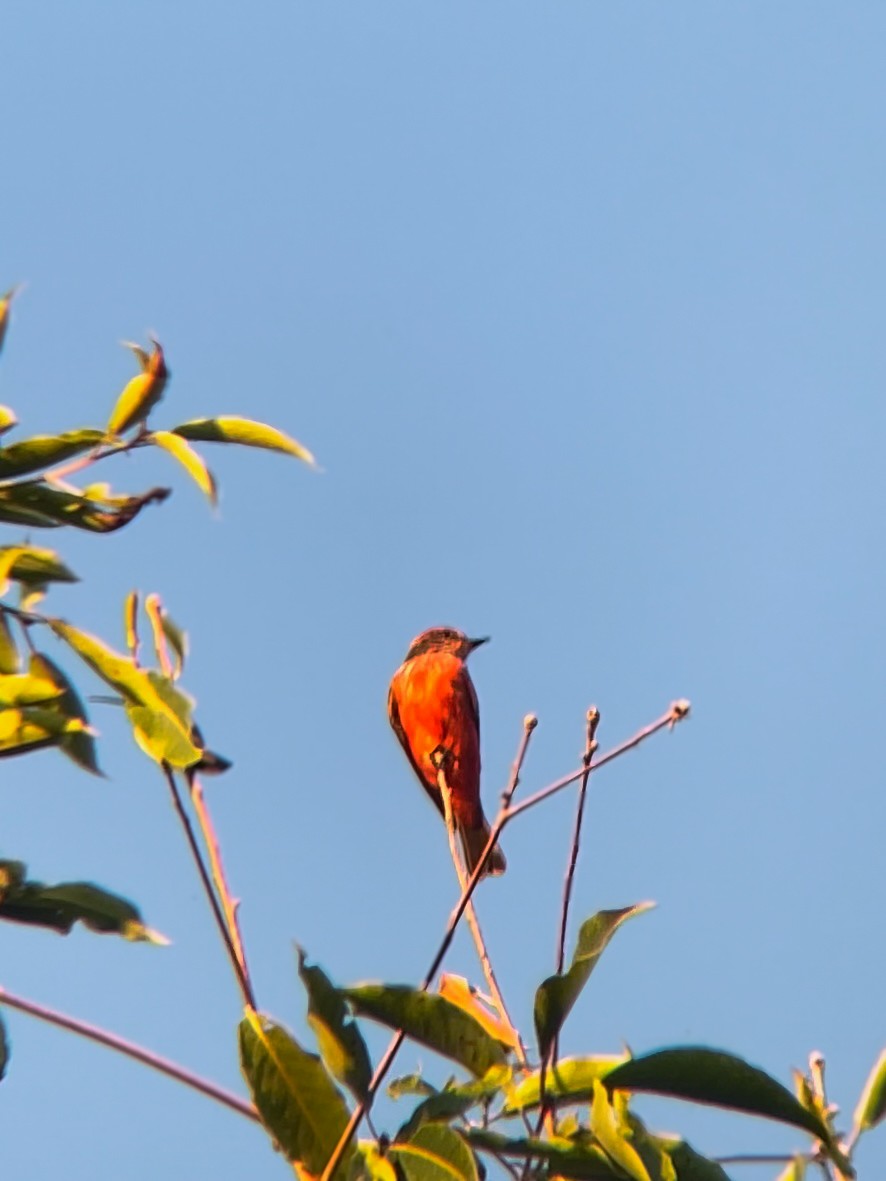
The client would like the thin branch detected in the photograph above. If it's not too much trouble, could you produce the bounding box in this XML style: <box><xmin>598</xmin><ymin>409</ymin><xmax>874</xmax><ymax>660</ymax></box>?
<box><xmin>320</xmin><ymin>715</ymin><xmax>540</xmax><ymax>1181</ymax></box>
<box><xmin>0</xmin><ymin>985</ymin><xmax>258</xmax><ymax>1123</ymax></box>
<box><xmin>188</xmin><ymin>771</ymin><xmax>253</xmax><ymax>997</ymax></box>
<box><xmin>44</xmin><ymin>434</ymin><xmax>150</xmax><ymax>485</ymax></box>
<box><xmin>556</xmin><ymin>707</ymin><xmax>600</xmax><ymax>975</ymax></box>
<box><xmin>507</xmin><ymin>700</ymin><xmax>689</xmax><ymax>822</ymax></box>
<box><xmin>161</xmin><ymin>763</ymin><xmax>256</xmax><ymax>1009</ymax></box>
<box><xmin>436</xmin><ymin>762</ymin><xmax>527</xmax><ymax>1067</ymax></box>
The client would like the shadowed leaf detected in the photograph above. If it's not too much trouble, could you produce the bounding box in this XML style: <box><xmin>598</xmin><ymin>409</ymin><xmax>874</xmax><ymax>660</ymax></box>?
<box><xmin>535</xmin><ymin>904</ymin><xmax>653</xmax><ymax>1062</ymax></box>
<box><xmin>343</xmin><ymin>984</ymin><xmax>508</xmax><ymax>1078</ymax></box>
<box><xmin>604</xmin><ymin>1047</ymin><xmax>831</xmax><ymax>1144</ymax></box>
<box><xmin>0</xmin><ymin>481</ymin><xmax>170</xmax><ymax>532</ymax></box>
<box><xmin>0</xmin><ymin>545</ymin><xmax>78</xmax><ymax>585</ymax></box>
<box><xmin>239</xmin><ymin>1009</ymin><xmax>354</xmax><ymax>1178</ymax></box>
<box><xmin>172</xmin><ymin>416</ymin><xmax>316</xmax><ymax>464</ymax></box>
<box><xmin>297</xmin><ymin>949</ymin><xmax>373</xmax><ymax>1104</ymax></box>
<box><xmin>29</xmin><ymin>652</ymin><xmax>102</xmax><ymax>775</ymax></box>
<box><xmin>397</xmin><ymin>1069</ymin><xmax>509</xmax><ymax>1140</ymax></box>
<box><xmin>465</xmin><ymin>1130</ymin><xmax>621</xmax><ymax>1180</ymax></box>
<box><xmin>0</xmin><ymin>862</ymin><xmax>163</xmax><ymax>942</ymax></box>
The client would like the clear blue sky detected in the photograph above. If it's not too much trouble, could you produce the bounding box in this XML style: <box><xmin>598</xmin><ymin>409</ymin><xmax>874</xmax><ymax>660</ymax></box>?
<box><xmin>2</xmin><ymin>4</ymin><xmax>884</xmax><ymax>1177</ymax></box>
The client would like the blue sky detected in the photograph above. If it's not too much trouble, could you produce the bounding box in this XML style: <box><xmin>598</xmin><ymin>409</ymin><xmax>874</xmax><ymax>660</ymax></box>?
<box><xmin>1</xmin><ymin>4</ymin><xmax>884</xmax><ymax>1177</ymax></box>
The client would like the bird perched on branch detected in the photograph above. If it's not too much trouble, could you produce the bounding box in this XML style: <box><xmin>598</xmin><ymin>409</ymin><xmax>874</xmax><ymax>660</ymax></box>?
<box><xmin>388</xmin><ymin>626</ymin><xmax>506</xmax><ymax>879</ymax></box>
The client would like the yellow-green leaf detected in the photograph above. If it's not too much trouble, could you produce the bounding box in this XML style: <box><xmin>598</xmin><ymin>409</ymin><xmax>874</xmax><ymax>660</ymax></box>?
<box><xmin>504</xmin><ymin>1055</ymin><xmax>629</xmax><ymax>1114</ymax></box>
<box><xmin>590</xmin><ymin>1079</ymin><xmax>650</xmax><ymax>1181</ymax></box>
<box><xmin>29</xmin><ymin>652</ymin><xmax>102</xmax><ymax>775</ymax></box>
<box><xmin>172</xmin><ymin>416</ymin><xmax>316</xmax><ymax>465</ymax></box>
<box><xmin>298</xmin><ymin>949</ymin><xmax>373</xmax><ymax>1104</ymax></box>
<box><xmin>0</xmin><ymin>672</ymin><xmax>62</xmax><ymax>707</ymax></box>
<box><xmin>0</xmin><ymin>406</ymin><xmax>18</xmax><ymax>438</ymax></box>
<box><xmin>0</xmin><ymin>612</ymin><xmax>19</xmax><ymax>674</ymax></box>
<box><xmin>0</xmin><ymin>545</ymin><xmax>78</xmax><ymax>586</ymax></box>
<box><xmin>124</xmin><ymin>590</ymin><xmax>139</xmax><ymax>661</ymax></box>
<box><xmin>853</xmin><ymin>1048</ymin><xmax>886</xmax><ymax>1135</ymax></box>
<box><xmin>151</xmin><ymin>431</ymin><xmax>218</xmax><ymax>506</ymax></box>
<box><xmin>389</xmin><ymin>1125</ymin><xmax>478</xmax><ymax>1181</ymax></box>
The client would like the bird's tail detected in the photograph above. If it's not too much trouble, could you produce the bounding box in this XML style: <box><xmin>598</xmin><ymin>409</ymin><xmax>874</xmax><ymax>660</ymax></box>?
<box><xmin>459</xmin><ymin>819</ymin><xmax>506</xmax><ymax>879</ymax></box>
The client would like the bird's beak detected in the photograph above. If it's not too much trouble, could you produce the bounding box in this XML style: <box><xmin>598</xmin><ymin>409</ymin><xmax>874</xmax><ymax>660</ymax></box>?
<box><xmin>468</xmin><ymin>636</ymin><xmax>490</xmax><ymax>652</ymax></box>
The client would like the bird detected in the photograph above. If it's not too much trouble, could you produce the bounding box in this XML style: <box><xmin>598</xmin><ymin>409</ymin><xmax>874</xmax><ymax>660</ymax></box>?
<box><xmin>388</xmin><ymin>626</ymin><xmax>506</xmax><ymax>879</ymax></box>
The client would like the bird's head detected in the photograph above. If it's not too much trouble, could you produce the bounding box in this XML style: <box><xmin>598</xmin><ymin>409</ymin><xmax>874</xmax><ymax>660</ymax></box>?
<box><xmin>404</xmin><ymin>627</ymin><xmax>489</xmax><ymax>662</ymax></box>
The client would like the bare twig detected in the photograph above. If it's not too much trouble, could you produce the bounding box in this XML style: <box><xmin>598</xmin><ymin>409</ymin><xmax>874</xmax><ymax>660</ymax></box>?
<box><xmin>188</xmin><ymin>772</ymin><xmax>253</xmax><ymax>995</ymax></box>
<box><xmin>161</xmin><ymin>763</ymin><xmax>256</xmax><ymax>1010</ymax></box>
<box><xmin>0</xmin><ymin>985</ymin><xmax>258</xmax><ymax>1123</ymax></box>
<box><xmin>435</xmin><ymin>762</ymin><xmax>527</xmax><ymax>1067</ymax></box>
<box><xmin>44</xmin><ymin>434</ymin><xmax>150</xmax><ymax>485</ymax></box>
<box><xmin>556</xmin><ymin>707</ymin><xmax>600</xmax><ymax>976</ymax></box>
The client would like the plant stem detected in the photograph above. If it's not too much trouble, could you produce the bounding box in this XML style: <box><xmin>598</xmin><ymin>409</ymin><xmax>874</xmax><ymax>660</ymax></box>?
<box><xmin>162</xmin><ymin>763</ymin><xmax>256</xmax><ymax>1009</ymax></box>
<box><xmin>0</xmin><ymin>985</ymin><xmax>258</xmax><ymax>1122</ymax></box>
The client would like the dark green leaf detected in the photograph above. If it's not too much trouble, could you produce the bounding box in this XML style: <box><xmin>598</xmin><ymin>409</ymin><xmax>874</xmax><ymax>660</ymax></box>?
<box><xmin>0</xmin><ymin>864</ymin><xmax>162</xmax><ymax>942</ymax></box>
<box><xmin>853</xmin><ymin>1048</ymin><xmax>886</xmax><ymax>1134</ymax></box>
<box><xmin>535</xmin><ymin>904</ymin><xmax>653</xmax><ymax>1062</ymax></box>
<box><xmin>172</xmin><ymin>416</ymin><xmax>316</xmax><ymax>464</ymax></box>
<box><xmin>0</xmin><ymin>545</ymin><xmax>77</xmax><ymax>585</ymax></box>
<box><xmin>664</xmin><ymin>1140</ymin><xmax>733</xmax><ymax>1180</ymax></box>
<box><xmin>238</xmin><ymin>1009</ymin><xmax>354</xmax><ymax>1178</ymax></box>
<box><xmin>0</xmin><ymin>1009</ymin><xmax>8</xmax><ymax>1081</ymax></box>
<box><xmin>0</xmin><ymin>430</ymin><xmax>103</xmax><ymax>480</ymax></box>
<box><xmin>343</xmin><ymin>985</ymin><xmax>508</xmax><ymax>1078</ymax></box>
<box><xmin>29</xmin><ymin>652</ymin><xmax>102</xmax><ymax>775</ymax></box>
<box><xmin>388</xmin><ymin>1074</ymin><xmax>438</xmax><ymax>1100</ymax></box>
<box><xmin>0</xmin><ymin>481</ymin><xmax>170</xmax><ymax>532</ymax></box>
<box><xmin>390</xmin><ymin>1124</ymin><xmax>478</xmax><ymax>1181</ymax></box>
<box><xmin>397</xmin><ymin>1070</ymin><xmax>508</xmax><ymax>1141</ymax></box>
<box><xmin>604</xmin><ymin>1047</ymin><xmax>831</xmax><ymax>1143</ymax></box>
<box><xmin>465</xmin><ymin>1130</ymin><xmax>621</xmax><ymax>1180</ymax></box>
<box><xmin>298</xmin><ymin>949</ymin><xmax>373</xmax><ymax>1104</ymax></box>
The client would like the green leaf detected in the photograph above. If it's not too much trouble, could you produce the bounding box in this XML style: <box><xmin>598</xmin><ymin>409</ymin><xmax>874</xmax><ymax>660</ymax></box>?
<box><xmin>30</xmin><ymin>652</ymin><xmax>102</xmax><ymax>775</ymax></box>
<box><xmin>0</xmin><ymin>545</ymin><xmax>78</xmax><ymax>585</ymax></box>
<box><xmin>0</xmin><ymin>430</ymin><xmax>103</xmax><ymax>480</ymax></box>
<box><xmin>505</xmin><ymin>1055</ymin><xmax>629</xmax><ymax>1114</ymax></box>
<box><xmin>0</xmin><ymin>406</ymin><xmax>18</xmax><ymax>437</ymax></box>
<box><xmin>853</xmin><ymin>1048</ymin><xmax>886</xmax><ymax>1134</ymax></box>
<box><xmin>0</xmin><ymin>672</ymin><xmax>61</xmax><ymax>707</ymax></box>
<box><xmin>604</xmin><ymin>1047</ymin><xmax>831</xmax><ymax>1144</ymax></box>
<box><xmin>150</xmin><ymin>431</ymin><xmax>218</xmax><ymax>506</ymax></box>
<box><xmin>0</xmin><ymin>612</ymin><xmax>19</xmax><ymax>674</ymax></box>
<box><xmin>49</xmin><ymin>620</ymin><xmax>200</xmax><ymax>767</ymax></box>
<box><xmin>590</xmin><ymin>1079</ymin><xmax>650</xmax><ymax>1181</ymax></box>
<box><xmin>0</xmin><ymin>704</ymin><xmax>84</xmax><ymax>759</ymax></box>
<box><xmin>172</xmin><ymin>416</ymin><xmax>316</xmax><ymax>465</ymax></box>
<box><xmin>0</xmin><ymin>863</ymin><xmax>163</xmax><ymax>942</ymax></box>
<box><xmin>343</xmin><ymin>985</ymin><xmax>508</xmax><ymax>1078</ymax></box>
<box><xmin>297</xmin><ymin>949</ymin><xmax>373</xmax><ymax>1104</ymax></box>
<box><xmin>238</xmin><ymin>1009</ymin><xmax>354</xmax><ymax>1178</ymax></box>
<box><xmin>0</xmin><ymin>480</ymin><xmax>170</xmax><ymax>532</ymax></box>
<box><xmin>389</xmin><ymin>1125</ymin><xmax>478</xmax><ymax>1181</ymax></box>
<box><xmin>388</xmin><ymin>1075</ymin><xmax>439</xmax><ymax>1100</ymax></box>
<box><xmin>350</xmin><ymin>1143</ymin><xmax>398</xmax><ymax>1181</ymax></box>
<box><xmin>535</xmin><ymin>904</ymin><xmax>653</xmax><ymax>1062</ymax></box>
<box><xmin>465</xmin><ymin>1130</ymin><xmax>621</xmax><ymax>1180</ymax></box>
<box><xmin>773</xmin><ymin>1159</ymin><xmax>806</xmax><ymax>1181</ymax></box>
<box><xmin>397</xmin><ymin>1070</ymin><xmax>509</xmax><ymax>1141</ymax></box>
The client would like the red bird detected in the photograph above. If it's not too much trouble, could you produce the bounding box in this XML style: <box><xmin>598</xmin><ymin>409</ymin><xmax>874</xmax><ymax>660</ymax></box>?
<box><xmin>388</xmin><ymin>626</ymin><xmax>506</xmax><ymax>878</ymax></box>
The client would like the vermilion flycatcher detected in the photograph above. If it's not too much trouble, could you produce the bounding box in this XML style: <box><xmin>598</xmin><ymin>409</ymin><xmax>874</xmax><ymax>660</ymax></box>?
<box><xmin>388</xmin><ymin>626</ymin><xmax>506</xmax><ymax>878</ymax></box>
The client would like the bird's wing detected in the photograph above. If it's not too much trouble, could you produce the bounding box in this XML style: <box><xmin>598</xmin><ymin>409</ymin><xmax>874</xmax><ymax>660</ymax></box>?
<box><xmin>387</xmin><ymin>680</ymin><xmax>445</xmax><ymax>818</ymax></box>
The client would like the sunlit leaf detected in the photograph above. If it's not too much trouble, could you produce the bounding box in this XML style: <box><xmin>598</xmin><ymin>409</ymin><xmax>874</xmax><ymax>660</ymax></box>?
<box><xmin>124</xmin><ymin>590</ymin><xmax>139</xmax><ymax>661</ymax></box>
<box><xmin>773</xmin><ymin>1159</ymin><xmax>806</xmax><ymax>1181</ymax></box>
<box><xmin>397</xmin><ymin>1070</ymin><xmax>509</xmax><ymax>1140</ymax></box>
<box><xmin>0</xmin><ymin>612</ymin><xmax>19</xmax><ymax>674</ymax></box>
<box><xmin>535</xmin><ymin>904</ymin><xmax>654</xmax><ymax>1062</ymax></box>
<box><xmin>106</xmin><ymin>340</ymin><xmax>167</xmax><ymax>438</ymax></box>
<box><xmin>151</xmin><ymin>431</ymin><xmax>218</xmax><ymax>506</ymax></box>
<box><xmin>853</xmin><ymin>1048</ymin><xmax>886</xmax><ymax>1134</ymax></box>
<box><xmin>0</xmin><ymin>705</ymin><xmax>84</xmax><ymax>759</ymax></box>
<box><xmin>49</xmin><ymin>619</ymin><xmax>200</xmax><ymax>767</ymax></box>
<box><xmin>505</xmin><ymin>1055</ymin><xmax>629</xmax><ymax>1114</ymax></box>
<box><xmin>0</xmin><ymin>430</ymin><xmax>103</xmax><ymax>480</ymax></box>
<box><xmin>0</xmin><ymin>406</ymin><xmax>18</xmax><ymax>438</ymax></box>
<box><xmin>604</xmin><ymin>1047</ymin><xmax>831</xmax><ymax>1143</ymax></box>
<box><xmin>0</xmin><ymin>672</ymin><xmax>62</xmax><ymax>707</ymax></box>
<box><xmin>350</xmin><ymin>1143</ymin><xmax>398</xmax><ymax>1181</ymax></box>
<box><xmin>0</xmin><ymin>863</ymin><xmax>162</xmax><ymax>942</ymax></box>
<box><xmin>172</xmin><ymin>416</ymin><xmax>316</xmax><ymax>465</ymax></box>
<box><xmin>388</xmin><ymin>1075</ymin><xmax>438</xmax><ymax>1100</ymax></box>
<box><xmin>298</xmin><ymin>949</ymin><xmax>373</xmax><ymax>1104</ymax></box>
<box><xmin>0</xmin><ymin>545</ymin><xmax>78</xmax><ymax>587</ymax></box>
<box><xmin>590</xmin><ymin>1079</ymin><xmax>650</xmax><ymax>1181</ymax></box>
<box><xmin>238</xmin><ymin>1008</ymin><xmax>354</xmax><ymax>1178</ymax></box>
<box><xmin>438</xmin><ymin>975</ymin><xmax>521</xmax><ymax>1052</ymax></box>
<box><xmin>343</xmin><ymin>984</ymin><xmax>508</xmax><ymax>1078</ymax></box>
